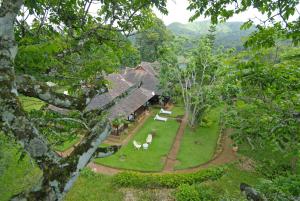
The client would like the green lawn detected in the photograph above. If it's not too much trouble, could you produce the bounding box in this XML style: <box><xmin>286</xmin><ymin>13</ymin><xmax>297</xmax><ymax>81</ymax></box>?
<box><xmin>94</xmin><ymin>107</ymin><xmax>184</xmax><ymax>172</ymax></box>
<box><xmin>175</xmin><ymin>106</ymin><xmax>224</xmax><ymax>170</ymax></box>
<box><xmin>0</xmin><ymin>135</ymin><xmax>42</xmax><ymax>201</ymax></box>
<box><xmin>19</xmin><ymin>95</ymin><xmax>46</xmax><ymax>112</ymax></box>
<box><xmin>165</xmin><ymin>105</ymin><xmax>185</xmax><ymax>118</ymax></box>
<box><xmin>65</xmin><ymin>169</ymin><xmax>123</xmax><ymax>201</ymax></box>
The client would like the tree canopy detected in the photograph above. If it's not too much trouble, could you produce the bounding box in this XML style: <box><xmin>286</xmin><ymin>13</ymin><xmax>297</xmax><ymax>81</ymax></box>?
<box><xmin>188</xmin><ymin>0</ymin><xmax>300</xmax><ymax>47</ymax></box>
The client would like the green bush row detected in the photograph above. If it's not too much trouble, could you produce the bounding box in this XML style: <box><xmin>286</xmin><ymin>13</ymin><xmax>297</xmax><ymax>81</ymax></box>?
<box><xmin>112</xmin><ymin>167</ymin><xmax>225</xmax><ymax>188</ymax></box>
<box><xmin>174</xmin><ymin>184</ymin><xmax>216</xmax><ymax>201</ymax></box>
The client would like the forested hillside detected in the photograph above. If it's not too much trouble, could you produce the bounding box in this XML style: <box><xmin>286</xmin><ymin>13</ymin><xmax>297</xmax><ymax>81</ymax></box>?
<box><xmin>167</xmin><ymin>21</ymin><xmax>256</xmax><ymax>50</ymax></box>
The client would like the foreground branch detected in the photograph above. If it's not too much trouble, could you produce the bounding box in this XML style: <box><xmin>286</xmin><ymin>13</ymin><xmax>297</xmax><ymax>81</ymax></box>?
<box><xmin>16</xmin><ymin>75</ymin><xmax>86</xmax><ymax>110</ymax></box>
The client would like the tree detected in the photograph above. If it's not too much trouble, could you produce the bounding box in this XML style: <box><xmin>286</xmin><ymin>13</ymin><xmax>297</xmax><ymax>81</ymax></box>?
<box><xmin>112</xmin><ymin>117</ymin><xmax>128</xmax><ymax>135</ymax></box>
<box><xmin>207</xmin><ymin>24</ymin><xmax>217</xmax><ymax>48</ymax></box>
<box><xmin>0</xmin><ymin>0</ymin><xmax>167</xmax><ymax>200</ymax></box>
<box><xmin>173</xmin><ymin>38</ymin><xmax>222</xmax><ymax>127</ymax></box>
<box><xmin>135</xmin><ymin>17</ymin><xmax>173</xmax><ymax>62</ymax></box>
<box><xmin>222</xmin><ymin>46</ymin><xmax>300</xmax><ymax>173</ymax></box>
<box><xmin>187</xmin><ymin>0</ymin><xmax>300</xmax><ymax>47</ymax></box>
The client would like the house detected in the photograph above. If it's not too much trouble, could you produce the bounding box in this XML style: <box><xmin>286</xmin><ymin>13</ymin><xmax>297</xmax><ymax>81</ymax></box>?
<box><xmin>86</xmin><ymin>62</ymin><xmax>161</xmax><ymax>135</ymax></box>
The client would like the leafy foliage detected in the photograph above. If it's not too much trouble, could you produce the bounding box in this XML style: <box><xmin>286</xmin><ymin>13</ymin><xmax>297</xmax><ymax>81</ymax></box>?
<box><xmin>222</xmin><ymin>46</ymin><xmax>300</xmax><ymax>173</ymax></box>
<box><xmin>174</xmin><ymin>184</ymin><xmax>216</xmax><ymax>201</ymax></box>
<box><xmin>174</xmin><ymin>184</ymin><xmax>201</xmax><ymax>201</ymax></box>
<box><xmin>135</xmin><ymin>17</ymin><xmax>174</xmax><ymax>62</ymax></box>
<box><xmin>171</xmin><ymin>37</ymin><xmax>224</xmax><ymax>126</ymax></box>
<box><xmin>113</xmin><ymin>167</ymin><xmax>225</xmax><ymax>188</ymax></box>
<box><xmin>257</xmin><ymin>175</ymin><xmax>300</xmax><ymax>201</ymax></box>
<box><xmin>15</xmin><ymin>0</ymin><xmax>168</xmax><ymax>94</ymax></box>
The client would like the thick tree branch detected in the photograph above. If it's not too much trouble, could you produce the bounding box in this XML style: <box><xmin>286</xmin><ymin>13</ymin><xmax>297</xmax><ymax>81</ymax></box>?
<box><xmin>16</xmin><ymin>75</ymin><xmax>86</xmax><ymax>110</ymax></box>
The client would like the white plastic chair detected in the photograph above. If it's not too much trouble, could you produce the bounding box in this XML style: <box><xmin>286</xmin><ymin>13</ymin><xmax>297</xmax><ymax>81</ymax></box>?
<box><xmin>133</xmin><ymin>140</ymin><xmax>141</xmax><ymax>150</ymax></box>
<box><xmin>154</xmin><ymin>114</ymin><xmax>167</xmax><ymax>122</ymax></box>
<box><xmin>146</xmin><ymin>134</ymin><xmax>152</xmax><ymax>144</ymax></box>
<box><xmin>160</xmin><ymin>108</ymin><xmax>172</xmax><ymax>115</ymax></box>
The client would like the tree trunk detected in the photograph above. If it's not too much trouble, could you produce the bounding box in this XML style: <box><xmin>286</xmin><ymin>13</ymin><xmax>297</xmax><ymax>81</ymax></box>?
<box><xmin>1</xmin><ymin>0</ymin><xmax>59</xmax><ymax>199</ymax></box>
<box><xmin>1</xmin><ymin>1</ymin><xmax>113</xmax><ymax>200</ymax></box>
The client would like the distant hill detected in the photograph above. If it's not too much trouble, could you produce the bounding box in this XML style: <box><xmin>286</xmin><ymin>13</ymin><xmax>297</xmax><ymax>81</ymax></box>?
<box><xmin>167</xmin><ymin>21</ymin><xmax>256</xmax><ymax>50</ymax></box>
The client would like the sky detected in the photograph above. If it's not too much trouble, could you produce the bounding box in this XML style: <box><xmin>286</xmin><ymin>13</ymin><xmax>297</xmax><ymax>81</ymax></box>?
<box><xmin>88</xmin><ymin>0</ymin><xmax>264</xmax><ymax>25</ymax></box>
<box><xmin>153</xmin><ymin>0</ymin><xmax>261</xmax><ymax>25</ymax></box>
<box><xmin>154</xmin><ymin>0</ymin><xmax>300</xmax><ymax>25</ymax></box>
<box><xmin>79</xmin><ymin>0</ymin><xmax>299</xmax><ymax>26</ymax></box>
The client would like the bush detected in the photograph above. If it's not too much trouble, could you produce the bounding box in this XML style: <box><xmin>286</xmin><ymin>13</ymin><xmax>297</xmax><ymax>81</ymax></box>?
<box><xmin>175</xmin><ymin>184</ymin><xmax>200</xmax><ymax>201</ymax></box>
<box><xmin>257</xmin><ymin>175</ymin><xmax>300</xmax><ymax>201</ymax></box>
<box><xmin>197</xmin><ymin>186</ymin><xmax>216</xmax><ymax>201</ymax></box>
<box><xmin>174</xmin><ymin>184</ymin><xmax>216</xmax><ymax>201</ymax></box>
<box><xmin>113</xmin><ymin>167</ymin><xmax>225</xmax><ymax>188</ymax></box>
<box><xmin>256</xmin><ymin>159</ymin><xmax>291</xmax><ymax>178</ymax></box>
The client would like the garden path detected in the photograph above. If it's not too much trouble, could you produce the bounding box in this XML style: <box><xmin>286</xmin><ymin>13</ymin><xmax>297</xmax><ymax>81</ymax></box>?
<box><xmin>162</xmin><ymin>113</ymin><xmax>188</xmax><ymax>172</ymax></box>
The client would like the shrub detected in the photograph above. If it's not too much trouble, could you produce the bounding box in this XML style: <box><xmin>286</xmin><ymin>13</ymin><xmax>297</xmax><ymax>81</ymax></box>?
<box><xmin>197</xmin><ymin>185</ymin><xmax>216</xmax><ymax>201</ymax></box>
<box><xmin>175</xmin><ymin>184</ymin><xmax>200</xmax><ymax>201</ymax></box>
<box><xmin>174</xmin><ymin>184</ymin><xmax>216</xmax><ymax>201</ymax></box>
<box><xmin>80</xmin><ymin>168</ymin><xmax>98</xmax><ymax>178</ymax></box>
<box><xmin>256</xmin><ymin>159</ymin><xmax>291</xmax><ymax>178</ymax></box>
<box><xmin>257</xmin><ymin>175</ymin><xmax>300</xmax><ymax>201</ymax></box>
<box><xmin>113</xmin><ymin>167</ymin><xmax>225</xmax><ymax>188</ymax></box>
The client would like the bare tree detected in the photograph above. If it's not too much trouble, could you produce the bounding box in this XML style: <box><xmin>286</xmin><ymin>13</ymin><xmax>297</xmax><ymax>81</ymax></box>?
<box><xmin>173</xmin><ymin>38</ymin><xmax>220</xmax><ymax>127</ymax></box>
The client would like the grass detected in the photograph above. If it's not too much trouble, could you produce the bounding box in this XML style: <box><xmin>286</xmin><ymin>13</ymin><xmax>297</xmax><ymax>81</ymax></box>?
<box><xmin>65</xmin><ymin>169</ymin><xmax>123</xmax><ymax>201</ymax></box>
<box><xmin>203</xmin><ymin>164</ymin><xmax>261</xmax><ymax>200</ymax></box>
<box><xmin>162</xmin><ymin>105</ymin><xmax>185</xmax><ymax>118</ymax></box>
<box><xmin>19</xmin><ymin>95</ymin><xmax>46</xmax><ymax>112</ymax></box>
<box><xmin>175</xmin><ymin>106</ymin><xmax>224</xmax><ymax>170</ymax></box>
<box><xmin>65</xmin><ymin>169</ymin><xmax>174</xmax><ymax>201</ymax></box>
<box><xmin>94</xmin><ymin>106</ymin><xmax>184</xmax><ymax>172</ymax></box>
<box><xmin>0</xmin><ymin>135</ymin><xmax>42</xmax><ymax>201</ymax></box>
<box><xmin>53</xmin><ymin>135</ymin><xmax>81</xmax><ymax>152</ymax></box>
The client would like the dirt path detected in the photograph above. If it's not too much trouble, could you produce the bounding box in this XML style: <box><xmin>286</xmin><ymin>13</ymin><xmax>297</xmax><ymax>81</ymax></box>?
<box><xmin>163</xmin><ymin>113</ymin><xmax>188</xmax><ymax>172</ymax></box>
<box><xmin>89</xmin><ymin>128</ymin><xmax>237</xmax><ymax>175</ymax></box>
<box><xmin>88</xmin><ymin>162</ymin><xmax>121</xmax><ymax>175</ymax></box>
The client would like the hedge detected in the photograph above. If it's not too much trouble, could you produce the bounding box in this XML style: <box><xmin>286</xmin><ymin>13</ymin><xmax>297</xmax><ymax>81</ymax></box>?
<box><xmin>112</xmin><ymin>167</ymin><xmax>225</xmax><ymax>188</ymax></box>
<box><xmin>174</xmin><ymin>184</ymin><xmax>201</xmax><ymax>201</ymax></box>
